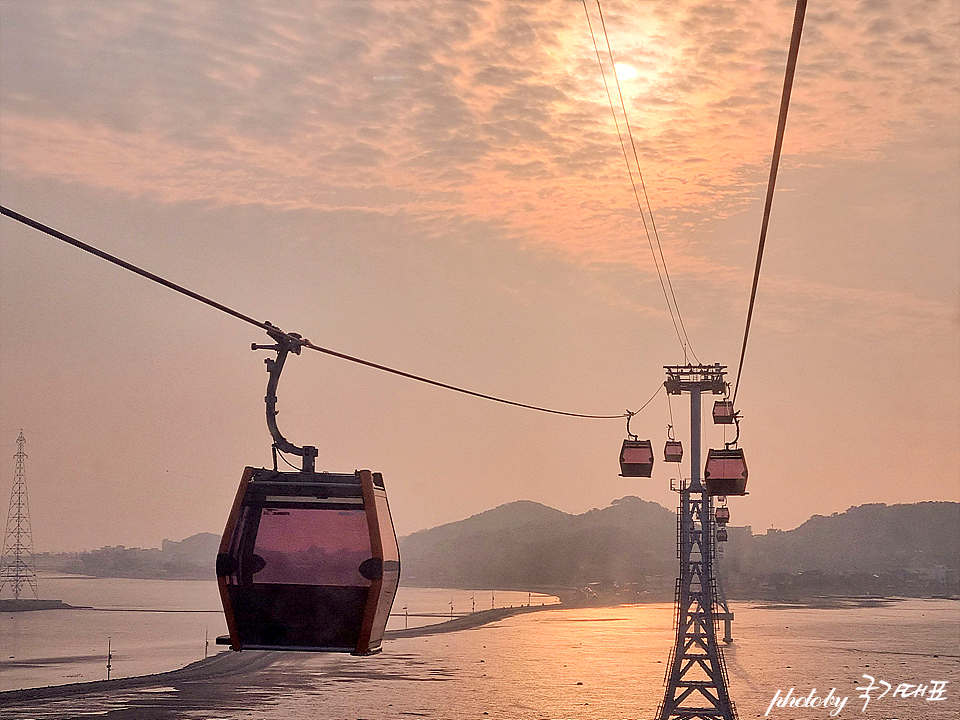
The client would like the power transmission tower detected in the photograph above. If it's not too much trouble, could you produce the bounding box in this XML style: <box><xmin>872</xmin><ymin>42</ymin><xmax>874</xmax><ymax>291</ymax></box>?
<box><xmin>1</xmin><ymin>431</ymin><xmax>38</xmax><ymax>600</ymax></box>
<box><xmin>657</xmin><ymin>366</ymin><xmax>736</xmax><ymax>720</ymax></box>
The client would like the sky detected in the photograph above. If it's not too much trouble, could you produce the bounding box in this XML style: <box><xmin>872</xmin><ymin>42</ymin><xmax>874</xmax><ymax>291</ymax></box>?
<box><xmin>0</xmin><ymin>0</ymin><xmax>957</xmax><ymax>553</ymax></box>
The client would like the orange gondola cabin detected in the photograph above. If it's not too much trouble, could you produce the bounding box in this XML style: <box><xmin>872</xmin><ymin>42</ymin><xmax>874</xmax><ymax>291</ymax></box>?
<box><xmin>703</xmin><ymin>448</ymin><xmax>748</xmax><ymax>496</ymax></box>
<box><xmin>217</xmin><ymin>467</ymin><xmax>400</xmax><ymax>655</ymax></box>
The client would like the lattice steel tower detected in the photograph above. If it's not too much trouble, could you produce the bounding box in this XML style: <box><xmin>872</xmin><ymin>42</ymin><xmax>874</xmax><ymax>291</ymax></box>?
<box><xmin>1</xmin><ymin>431</ymin><xmax>38</xmax><ymax>600</ymax></box>
<box><xmin>657</xmin><ymin>366</ymin><xmax>736</xmax><ymax>720</ymax></box>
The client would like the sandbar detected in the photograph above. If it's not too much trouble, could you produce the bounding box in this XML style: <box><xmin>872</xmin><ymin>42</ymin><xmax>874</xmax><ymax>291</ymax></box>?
<box><xmin>0</xmin><ymin>603</ymin><xmax>562</xmax><ymax>717</ymax></box>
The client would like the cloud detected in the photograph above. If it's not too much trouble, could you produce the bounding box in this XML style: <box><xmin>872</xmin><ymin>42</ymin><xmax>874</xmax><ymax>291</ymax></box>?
<box><xmin>1</xmin><ymin>0</ymin><xmax>956</xmax><ymax>276</ymax></box>
<box><xmin>756</xmin><ymin>274</ymin><xmax>955</xmax><ymax>344</ymax></box>
<box><xmin>1</xmin><ymin>1</ymin><xmax>957</xmax><ymax>552</ymax></box>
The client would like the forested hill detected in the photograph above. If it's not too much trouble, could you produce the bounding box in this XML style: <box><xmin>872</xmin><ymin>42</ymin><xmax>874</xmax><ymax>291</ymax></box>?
<box><xmin>400</xmin><ymin>499</ymin><xmax>960</xmax><ymax>596</ymax></box>
<box><xmin>40</xmin><ymin>500</ymin><xmax>958</xmax><ymax>596</ymax></box>
<box><xmin>724</xmin><ymin>501</ymin><xmax>960</xmax><ymax>574</ymax></box>
<box><xmin>398</xmin><ymin>496</ymin><xmax>678</xmax><ymax>589</ymax></box>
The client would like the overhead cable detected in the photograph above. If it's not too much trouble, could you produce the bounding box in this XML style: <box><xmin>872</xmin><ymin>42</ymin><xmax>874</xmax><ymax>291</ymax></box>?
<box><xmin>732</xmin><ymin>0</ymin><xmax>807</xmax><ymax>404</ymax></box>
<box><xmin>634</xmin><ymin>382</ymin><xmax>663</xmax><ymax>417</ymax></box>
<box><xmin>1</xmin><ymin>205</ymin><xmax>647</xmax><ymax>420</ymax></box>
<box><xmin>581</xmin><ymin>1</ymin><xmax>685</xmax><ymax>356</ymax></box>
<box><xmin>594</xmin><ymin>0</ymin><xmax>700</xmax><ymax>365</ymax></box>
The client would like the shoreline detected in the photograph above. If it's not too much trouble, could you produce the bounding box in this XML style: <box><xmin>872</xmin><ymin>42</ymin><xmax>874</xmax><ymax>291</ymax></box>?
<box><xmin>746</xmin><ymin>594</ymin><xmax>959</xmax><ymax>610</ymax></box>
<box><xmin>0</xmin><ymin>598</ymin><xmax>84</xmax><ymax>612</ymax></box>
<box><xmin>0</xmin><ymin>601</ymin><xmax>566</xmax><ymax>704</ymax></box>
<box><xmin>4</xmin><ymin>594</ymin><xmax>953</xmax><ymax>703</ymax></box>
<box><xmin>385</xmin><ymin>602</ymin><xmax>567</xmax><ymax>639</ymax></box>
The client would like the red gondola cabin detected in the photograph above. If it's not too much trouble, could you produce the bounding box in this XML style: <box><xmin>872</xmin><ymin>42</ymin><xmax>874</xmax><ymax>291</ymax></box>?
<box><xmin>619</xmin><ymin>439</ymin><xmax>654</xmax><ymax>477</ymax></box>
<box><xmin>703</xmin><ymin>448</ymin><xmax>748</xmax><ymax>496</ymax></box>
<box><xmin>715</xmin><ymin>506</ymin><xmax>730</xmax><ymax>525</ymax></box>
<box><xmin>664</xmin><ymin>440</ymin><xmax>683</xmax><ymax>464</ymax></box>
<box><xmin>712</xmin><ymin>400</ymin><xmax>735</xmax><ymax>424</ymax></box>
<box><xmin>217</xmin><ymin>467</ymin><xmax>400</xmax><ymax>655</ymax></box>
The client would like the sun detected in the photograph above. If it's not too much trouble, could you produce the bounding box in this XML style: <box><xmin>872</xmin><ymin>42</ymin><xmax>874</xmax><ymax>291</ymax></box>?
<box><xmin>614</xmin><ymin>62</ymin><xmax>638</xmax><ymax>81</ymax></box>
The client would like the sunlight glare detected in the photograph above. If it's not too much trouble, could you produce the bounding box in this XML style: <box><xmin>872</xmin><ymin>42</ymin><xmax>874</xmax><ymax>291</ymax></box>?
<box><xmin>614</xmin><ymin>62</ymin><xmax>638</xmax><ymax>81</ymax></box>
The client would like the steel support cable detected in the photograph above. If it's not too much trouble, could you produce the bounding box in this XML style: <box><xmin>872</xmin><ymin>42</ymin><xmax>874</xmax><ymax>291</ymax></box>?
<box><xmin>581</xmin><ymin>0</ymin><xmax>689</xmax><ymax>361</ymax></box>
<box><xmin>300</xmin><ymin>337</ymin><xmax>628</xmax><ymax>419</ymax></box>
<box><xmin>1</xmin><ymin>204</ymin><xmax>639</xmax><ymax>420</ymax></box>
<box><xmin>634</xmin><ymin>382</ymin><xmax>664</xmax><ymax>418</ymax></box>
<box><xmin>595</xmin><ymin>0</ymin><xmax>700</xmax><ymax>366</ymax></box>
<box><xmin>732</xmin><ymin>0</ymin><xmax>807</xmax><ymax>404</ymax></box>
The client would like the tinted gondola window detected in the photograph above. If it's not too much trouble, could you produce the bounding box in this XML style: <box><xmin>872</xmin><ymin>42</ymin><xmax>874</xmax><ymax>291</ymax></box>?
<box><xmin>253</xmin><ymin>508</ymin><xmax>372</xmax><ymax>586</ymax></box>
<box><xmin>622</xmin><ymin>445</ymin><xmax>652</xmax><ymax>464</ymax></box>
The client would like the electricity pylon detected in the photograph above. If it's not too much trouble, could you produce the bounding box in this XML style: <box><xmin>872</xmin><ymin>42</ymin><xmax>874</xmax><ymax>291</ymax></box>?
<box><xmin>0</xmin><ymin>431</ymin><xmax>38</xmax><ymax>600</ymax></box>
<box><xmin>657</xmin><ymin>366</ymin><xmax>736</xmax><ymax>720</ymax></box>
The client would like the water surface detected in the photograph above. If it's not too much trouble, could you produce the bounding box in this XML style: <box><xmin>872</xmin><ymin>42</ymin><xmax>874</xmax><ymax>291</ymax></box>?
<box><xmin>0</xmin><ymin>576</ymin><xmax>555</xmax><ymax>691</ymax></box>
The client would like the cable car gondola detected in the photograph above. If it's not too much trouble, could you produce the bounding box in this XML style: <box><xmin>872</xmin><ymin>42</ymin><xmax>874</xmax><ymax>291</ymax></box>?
<box><xmin>716</xmin><ymin>527</ymin><xmax>728</xmax><ymax>542</ymax></box>
<box><xmin>619</xmin><ymin>413</ymin><xmax>654</xmax><ymax>477</ymax></box>
<box><xmin>703</xmin><ymin>448</ymin><xmax>748</xmax><ymax>496</ymax></box>
<box><xmin>620</xmin><ymin>439</ymin><xmax>654</xmax><ymax>477</ymax></box>
<box><xmin>715</xmin><ymin>506</ymin><xmax>730</xmax><ymax>525</ymax></box>
<box><xmin>217</xmin><ymin>327</ymin><xmax>400</xmax><ymax>655</ymax></box>
<box><xmin>712</xmin><ymin>400</ymin><xmax>736</xmax><ymax>424</ymax></box>
<box><xmin>663</xmin><ymin>425</ymin><xmax>683</xmax><ymax>463</ymax></box>
<box><xmin>664</xmin><ymin>440</ymin><xmax>683</xmax><ymax>463</ymax></box>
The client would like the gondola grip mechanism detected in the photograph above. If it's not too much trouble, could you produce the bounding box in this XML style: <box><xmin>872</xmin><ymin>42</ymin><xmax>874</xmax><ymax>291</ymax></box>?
<box><xmin>252</xmin><ymin>323</ymin><xmax>319</xmax><ymax>473</ymax></box>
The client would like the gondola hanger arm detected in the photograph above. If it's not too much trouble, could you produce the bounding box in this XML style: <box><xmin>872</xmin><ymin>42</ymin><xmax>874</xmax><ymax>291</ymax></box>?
<box><xmin>725</xmin><ymin>414</ymin><xmax>742</xmax><ymax>450</ymax></box>
<box><xmin>252</xmin><ymin>323</ymin><xmax>318</xmax><ymax>473</ymax></box>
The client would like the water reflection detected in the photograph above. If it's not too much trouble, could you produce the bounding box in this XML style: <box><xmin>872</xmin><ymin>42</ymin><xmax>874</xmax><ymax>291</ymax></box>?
<box><xmin>2</xmin><ymin>586</ymin><xmax>956</xmax><ymax>720</ymax></box>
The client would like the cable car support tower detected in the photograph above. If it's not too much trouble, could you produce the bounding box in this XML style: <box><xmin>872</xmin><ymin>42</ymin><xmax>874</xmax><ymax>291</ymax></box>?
<box><xmin>657</xmin><ymin>365</ymin><xmax>736</xmax><ymax>720</ymax></box>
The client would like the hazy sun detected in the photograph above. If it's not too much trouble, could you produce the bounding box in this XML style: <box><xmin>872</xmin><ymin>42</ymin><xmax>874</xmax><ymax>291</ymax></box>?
<box><xmin>614</xmin><ymin>62</ymin><xmax>638</xmax><ymax>81</ymax></box>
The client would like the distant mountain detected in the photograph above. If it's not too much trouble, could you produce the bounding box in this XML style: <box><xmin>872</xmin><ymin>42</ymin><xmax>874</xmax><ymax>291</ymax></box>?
<box><xmin>399</xmin><ymin>496</ymin><xmax>676</xmax><ymax>590</ymax></box>
<box><xmin>723</xmin><ymin>501</ymin><xmax>960</xmax><ymax>575</ymax></box>
<box><xmin>41</xmin><ymin>501</ymin><xmax>959</xmax><ymax>598</ymax></box>
<box><xmin>161</xmin><ymin>532</ymin><xmax>221</xmax><ymax>564</ymax></box>
<box><xmin>400</xmin><ymin>499</ymin><xmax>960</xmax><ymax>598</ymax></box>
